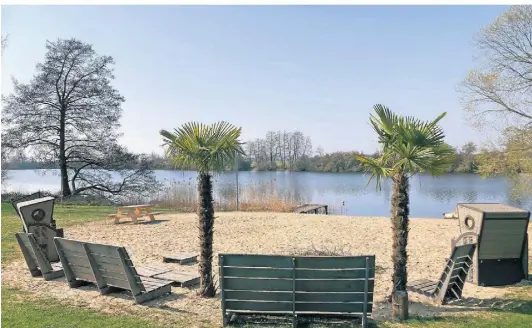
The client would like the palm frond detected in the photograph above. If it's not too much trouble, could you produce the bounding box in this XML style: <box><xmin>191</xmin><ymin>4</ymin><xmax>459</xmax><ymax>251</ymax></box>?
<box><xmin>355</xmin><ymin>154</ymin><xmax>393</xmax><ymax>190</ymax></box>
<box><xmin>357</xmin><ymin>105</ymin><xmax>455</xmax><ymax>183</ymax></box>
<box><xmin>160</xmin><ymin>121</ymin><xmax>244</xmax><ymax>173</ymax></box>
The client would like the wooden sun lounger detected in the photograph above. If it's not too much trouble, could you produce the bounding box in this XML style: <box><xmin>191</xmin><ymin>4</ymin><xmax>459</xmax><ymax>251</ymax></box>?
<box><xmin>219</xmin><ymin>254</ymin><xmax>376</xmax><ymax>328</ymax></box>
<box><xmin>407</xmin><ymin>243</ymin><xmax>476</xmax><ymax>305</ymax></box>
<box><xmin>54</xmin><ymin>238</ymin><xmax>98</xmax><ymax>287</ymax></box>
<box><xmin>83</xmin><ymin>241</ymin><xmax>173</xmax><ymax>304</ymax></box>
<box><xmin>15</xmin><ymin>232</ymin><xmax>64</xmax><ymax>280</ymax></box>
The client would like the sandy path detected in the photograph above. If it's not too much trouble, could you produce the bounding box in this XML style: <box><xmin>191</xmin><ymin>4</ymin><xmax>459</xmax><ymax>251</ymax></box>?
<box><xmin>3</xmin><ymin>212</ymin><xmax>531</xmax><ymax>326</ymax></box>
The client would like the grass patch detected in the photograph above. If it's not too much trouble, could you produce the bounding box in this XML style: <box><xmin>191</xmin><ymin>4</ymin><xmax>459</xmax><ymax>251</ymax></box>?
<box><xmin>0</xmin><ymin>202</ymin><xmax>174</xmax><ymax>263</ymax></box>
<box><xmin>1</xmin><ymin>286</ymin><xmax>163</xmax><ymax>328</ymax></box>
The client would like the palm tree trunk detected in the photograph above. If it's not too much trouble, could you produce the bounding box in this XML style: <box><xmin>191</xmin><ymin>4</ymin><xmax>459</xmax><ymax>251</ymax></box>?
<box><xmin>391</xmin><ymin>171</ymin><xmax>409</xmax><ymax>319</ymax></box>
<box><xmin>197</xmin><ymin>172</ymin><xmax>216</xmax><ymax>297</ymax></box>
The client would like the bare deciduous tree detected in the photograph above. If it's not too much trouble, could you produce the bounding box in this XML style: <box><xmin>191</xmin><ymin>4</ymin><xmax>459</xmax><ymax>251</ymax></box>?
<box><xmin>2</xmin><ymin>38</ymin><xmax>159</xmax><ymax>198</ymax></box>
<box><xmin>459</xmin><ymin>6</ymin><xmax>532</xmax><ymax>129</ymax></box>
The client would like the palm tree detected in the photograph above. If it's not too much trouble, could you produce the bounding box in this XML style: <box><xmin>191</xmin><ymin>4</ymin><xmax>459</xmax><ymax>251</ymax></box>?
<box><xmin>356</xmin><ymin>105</ymin><xmax>455</xmax><ymax>319</ymax></box>
<box><xmin>160</xmin><ymin>121</ymin><xmax>244</xmax><ymax>297</ymax></box>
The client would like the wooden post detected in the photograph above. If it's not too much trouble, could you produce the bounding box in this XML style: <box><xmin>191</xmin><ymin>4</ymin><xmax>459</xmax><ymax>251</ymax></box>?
<box><xmin>291</xmin><ymin>257</ymin><xmax>297</xmax><ymax>328</ymax></box>
<box><xmin>392</xmin><ymin>290</ymin><xmax>409</xmax><ymax>320</ymax></box>
<box><xmin>219</xmin><ymin>255</ymin><xmax>227</xmax><ymax>326</ymax></box>
<box><xmin>362</xmin><ymin>257</ymin><xmax>369</xmax><ymax>328</ymax></box>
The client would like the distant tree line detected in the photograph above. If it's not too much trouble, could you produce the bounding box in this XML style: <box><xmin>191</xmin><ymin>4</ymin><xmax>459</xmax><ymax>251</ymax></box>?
<box><xmin>6</xmin><ymin>132</ymin><xmax>514</xmax><ymax>175</ymax></box>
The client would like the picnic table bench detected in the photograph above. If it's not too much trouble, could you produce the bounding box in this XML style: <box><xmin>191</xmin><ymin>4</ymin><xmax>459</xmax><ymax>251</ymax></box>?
<box><xmin>106</xmin><ymin>204</ymin><xmax>163</xmax><ymax>224</ymax></box>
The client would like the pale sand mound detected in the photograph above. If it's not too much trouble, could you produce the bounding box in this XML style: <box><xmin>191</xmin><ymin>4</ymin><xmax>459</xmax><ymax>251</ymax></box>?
<box><xmin>3</xmin><ymin>212</ymin><xmax>531</xmax><ymax>326</ymax></box>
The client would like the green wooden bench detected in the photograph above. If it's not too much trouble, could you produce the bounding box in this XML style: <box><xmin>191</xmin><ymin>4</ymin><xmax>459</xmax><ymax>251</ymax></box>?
<box><xmin>83</xmin><ymin>241</ymin><xmax>173</xmax><ymax>304</ymax></box>
<box><xmin>407</xmin><ymin>243</ymin><xmax>476</xmax><ymax>305</ymax></box>
<box><xmin>219</xmin><ymin>254</ymin><xmax>375</xmax><ymax>328</ymax></box>
<box><xmin>15</xmin><ymin>232</ymin><xmax>64</xmax><ymax>281</ymax></box>
<box><xmin>54</xmin><ymin>238</ymin><xmax>98</xmax><ymax>287</ymax></box>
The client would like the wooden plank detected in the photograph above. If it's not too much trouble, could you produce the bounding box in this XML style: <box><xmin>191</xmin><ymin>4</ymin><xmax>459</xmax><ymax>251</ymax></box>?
<box><xmin>62</xmin><ymin>254</ymin><xmax>92</xmax><ymax>268</ymax></box>
<box><xmin>224</xmin><ymin>277</ymin><xmax>374</xmax><ymax>292</ymax></box>
<box><xmin>55</xmin><ymin>238</ymin><xmax>86</xmax><ymax>253</ymax></box>
<box><xmin>89</xmin><ymin>254</ymin><xmax>124</xmax><ymax>266</ymax></box>
<box><xmin>85</xmin><ymin>243</ymin><xmax>122</xmax><ymax>258</ymax></box>
<box><xmin>225</xmin><ymin>290</ymin><xmax>293</xmax><ymax>302</ymax></box>
<box><xmin>152</xmin><ymin>270</ymin><xmax>200</xmax><ymax>287</ymax></box>
<box><xmin>225</xmin><ymin>290</ymin><xmax>373</xmax><ymax>303</ymax></box>
<box><xmin>70</xmin><ymin>268</ymin><xmax>96</xmax><ymax>282</ymax></box>
<box><xmin>15</xmin><ymin>233</ymin><xmax>40</xmax><ymax>277</ymax></box>
<box><xmin>223</xmin><ymin>267</ymin><xmax>374</xmax><ymax>280</ymax></box>
<box><xmin>297</xmin><ymin>292</ymin><xmax>374</xmax><ymax>304</ymax></box>
<box><xmin>117</xmin><ymin>247</ymin><xmax>145</xmax><ymax>295</ymax></box>
<box><xmin>225</xmin><ymin>300</ymin><xmax>293</xmax><ymax>312</ymax></box>
<box><xmin>418</xmin><ymin>283</ymin><xmax>438</xmax><ymax>293</ymax></box>
<box><xmin>296</xmin><ymin>302</ymin><xmax>372</xmax><ymax>314</ymax></box>
<box><xmin>296</xmin><ymin>256</ymin><xmax>376</xmax><ymax>270</ymax></box>
<box><xmin>137</xmin><ymin>212</ymin><xmax>163</xmax><ymax>218</ymax></box>
<box><xmin>136</xmin><ymin>266</ymin><xmax>172</xmax><ymax>278</ymax></box>
<box><xmin>27</xmin><ymin>234</ymin><xmax>54</xmax><ymax>273</ymax></box>
<box><xmin>408</xmin><ymin>279</ymin><xmax>433</xmax><ymax>288</ymax></box>
<box><xmin>163</xmin><ymin>253</ymin><xmax>198</xmax><ymax>265</ymax></box>
<box><xmin>141</xmin><ymin>276</ymin><xmax>173</xmax><ymax>288</ymax></box>
<box><xmin>121</xmin><ymin>204</ymin><xmax>153</xmax><ymax>208</ymax></box>
<box><xmin>410</xmin><ymin>280</ymin><xmax>437</xmax><ymax>290</ymax></box>
<box><xmin>298</xmin><ymin>279</ymin><xmax>375</xmax><ymax>293</ymax></box>
<box><xmin>479</xmin><ymin>220</ymin><xmax>527</xmax><ymax>259</ymax></box>
<box><xmin>221</xmin><ymin>254</ymin><xmax>293</xmax><ymax>268</ymax></box>
<box><xmin>103</xmin><ymin>276</ymin><xmax>134</xmax><ymax>290</ymax></box>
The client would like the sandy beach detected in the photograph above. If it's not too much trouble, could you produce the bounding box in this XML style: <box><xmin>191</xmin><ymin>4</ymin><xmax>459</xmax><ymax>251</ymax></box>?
<box><xmin>3</xmin><ymin>212</ymin><xmax>531</xmax><ymax>326</ymax></box>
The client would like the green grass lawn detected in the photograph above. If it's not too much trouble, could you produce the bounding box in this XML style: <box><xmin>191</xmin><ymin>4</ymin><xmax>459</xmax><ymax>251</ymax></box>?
<box><xmin>1</xmin><ymin>203</ymin><xmax>531</xmax><ymax>328</ymax></box>
<box><xmin>2</xmin><ymin>286</ymin><xmax>162</xmax><ymax>328</ymax></box>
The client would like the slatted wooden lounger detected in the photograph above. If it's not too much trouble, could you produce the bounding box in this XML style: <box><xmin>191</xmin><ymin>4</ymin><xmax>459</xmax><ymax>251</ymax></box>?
<box><xmin>53</xmin><ymin>238</ymin><xmax>98</xmax><ymax>287</ymax></box>
<box><xmin>407</xmin><ymin>243</ymin><xmax>476</xmax><ymax>305</ymax></box>
<box><xmin>82</xmin><ymin>241</ymin><xmax>173</xmax><ymax>304</ymax></box>
<box><xmin>15</xmin><ymin>232</ymin><xmax>64</xmax><ymax>280</ymax></box>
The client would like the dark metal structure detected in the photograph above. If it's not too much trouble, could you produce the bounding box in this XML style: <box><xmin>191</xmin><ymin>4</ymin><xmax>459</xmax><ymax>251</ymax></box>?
<box><xmin>451</xmin><ymin>203</ymin><xmax>530</xmax><ymax>287</ymax></box>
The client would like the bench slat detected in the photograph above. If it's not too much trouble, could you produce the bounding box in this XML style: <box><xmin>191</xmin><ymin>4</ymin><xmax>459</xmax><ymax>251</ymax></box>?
<box><xmin>296</xmin><ymin>302</ymin><xmax>372</xmax><ymax>314</ymax></box>
<box><xmin>225</xmin><ymin>291</ymin><xmax>374</xmax><ymax>303</ymax></box>
<box><xmin>222</xmin><ymin>255</ymin><xmax>293</xmax><ymax>268</ymax></box>
<box><xmin>226</xmin><ymin>300</ymin><xmax>293</xmax><ymax>312</ymax></box>
<box><xmin>224</xmin><ymin>277</ymin><xmax>374</xmax><ymax>293</ymax></box>
<box><xmin>223</xmin><ymin>267</ymin><xmax>375</xmax><ymax>280</ymax></box>
<box><xmin>296</xmin><ymin>256</ymin><xmax>376</xmax><ymax>270</ymax></box>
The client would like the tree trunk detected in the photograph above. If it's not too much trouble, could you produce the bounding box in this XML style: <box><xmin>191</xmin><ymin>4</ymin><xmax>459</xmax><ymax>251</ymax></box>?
<box><xmin>197</xmin><ymin>172</ymin><xmax>216</xmax><ymax>297</ymax></box>
<box><xmin>391</xmin><ymin>171</ymin><xmax>409</xmax><ymax>320</ymax></box>
<box><xmin>59</xmin><ymin>109</ymin><xmax>72</xmax><ymax>197</ymax></box>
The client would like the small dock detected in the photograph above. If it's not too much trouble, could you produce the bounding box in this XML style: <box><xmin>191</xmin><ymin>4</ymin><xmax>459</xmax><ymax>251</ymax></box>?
<box><xmin>294</xmin><ymin>204</ymin><xmax>328</xmax><ymax>215</ymax></box>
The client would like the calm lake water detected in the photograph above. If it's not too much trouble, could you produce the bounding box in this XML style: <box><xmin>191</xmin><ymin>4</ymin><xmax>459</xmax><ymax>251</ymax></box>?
<box><xmin>3</xmin><ymin>169</ymin><xmax>532</xmax><ymax>218</ymax></box>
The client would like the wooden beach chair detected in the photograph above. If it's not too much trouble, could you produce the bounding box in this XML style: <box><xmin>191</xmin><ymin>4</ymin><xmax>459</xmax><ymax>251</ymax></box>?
<box><xmin>15</xmin><ymin>232</ymin><xmax>64</xmax><ymax>280</ymax></box>
<box><xmin>219</xmin><ymin>254</ymin><xmax>376</xmax><ymax>328</ymax></box>
<box><xmin>53</xmin><ymin>238</ymin><xmax>98</xmax><ymax>287</ymax></box>
<box><xmin>407</xmin><ymin>243</ymin><xmax>476</xmax><ymax>305</ymax></box>
<box><xmin>452</xmin><ymin>203</ymin><xmax>530</xmax><ymax>286</ymax></box>
<box><xmin>83</xmin><ymin>241</ymin><xmax>173</xmax><ymax>304</ymax></box>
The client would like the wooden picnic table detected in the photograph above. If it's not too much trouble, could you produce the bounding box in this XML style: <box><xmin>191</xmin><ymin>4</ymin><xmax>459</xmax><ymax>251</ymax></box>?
<box><xmin>106</xmin><ymin>204</ymin><xmax>162</xmax><ymax>224</ymax></box>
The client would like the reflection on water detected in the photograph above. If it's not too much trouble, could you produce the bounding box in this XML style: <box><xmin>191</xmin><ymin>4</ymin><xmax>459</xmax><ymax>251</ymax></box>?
<box><xmin>3</xmin><ymin>170</ymin><xmax>532</xmax><ymax>218</ymax></box>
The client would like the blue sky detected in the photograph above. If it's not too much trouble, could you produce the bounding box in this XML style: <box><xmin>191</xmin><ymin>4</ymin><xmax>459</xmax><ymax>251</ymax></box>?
<box><xmin>1</xmin><ymin>5</ymin><xmax>507</xmax><ymax>155</ymax></box>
